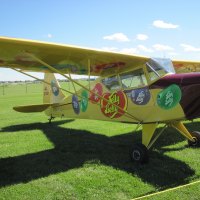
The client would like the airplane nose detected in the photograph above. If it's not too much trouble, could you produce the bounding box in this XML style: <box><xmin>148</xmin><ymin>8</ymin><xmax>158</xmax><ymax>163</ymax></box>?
<box><xmin>180</xmin><ymin>73</ymin><xmax>200</xmax><ymax>119</ymax></box>
<box><xmin>150</xmin><ymin>73</ymin><xmax>200</xmax><ymax>88</ymax></box>
<box><xmin>179</xmin><ymin>73</ymin><xmax>200</xmax><ymax>86</ymax></box>
<box><xmin>150</xmin><ymin>73</ymin><xmax>200</xmax><ymax>120</ymax></box>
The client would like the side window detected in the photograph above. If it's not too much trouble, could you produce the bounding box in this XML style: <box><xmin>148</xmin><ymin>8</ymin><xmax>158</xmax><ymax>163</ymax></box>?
<box><xmin>146</xmin><ymin>65</ymin><xmax>159</xmax><ymax>82</ymax></box>
<box><xmin>120</xmin><ymin>68</ymin><xmax>147</xmax><ymax>89</ymax></box>
<box><xmin>102</xmin><ymin>75</ymin><xmax>121</xmax><ymax>91</ymax></box>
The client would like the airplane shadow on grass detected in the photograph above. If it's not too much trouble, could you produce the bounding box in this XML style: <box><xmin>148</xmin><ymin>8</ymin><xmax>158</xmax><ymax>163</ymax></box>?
<box><xmin>0</xmin><ymin>119</ymin><xmax>198</xmax><ymax>189</ymax></box>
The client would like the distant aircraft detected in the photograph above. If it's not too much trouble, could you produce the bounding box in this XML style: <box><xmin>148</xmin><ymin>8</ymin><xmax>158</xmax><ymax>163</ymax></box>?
<box><xmin>0</xmin><ymin>36</ymin><xmax>200</xmax><ymax>163</ymax></box>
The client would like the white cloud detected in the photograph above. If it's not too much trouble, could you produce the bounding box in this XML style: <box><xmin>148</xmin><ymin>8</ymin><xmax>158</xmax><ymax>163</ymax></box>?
<box><xmin>137</xmin><ymin>45</ymin><xmax>153</xmax><ymax>53</ymax></box>
<box><xmin>103</xmin><ymin>33</ymin><xmax>130</xmax><ymax>42</ymax></box>
<box><xmin>153</xmin><ymin>44</ymin><xmax>174</xmax><ymax>51</ymax></box>
<box><xmin>153</xmin><ymin>20</ymin><xmax>179</xmax><ymax>29</ymax></box>
<box><xmin>47</xmin><ymin>33</ymin><xmax>53</xmax><ymax>38</ymax></box>
<box><xmin>180</xmin><ymin>44</ymin><xmax>200</xmax><ymax>52</ymax></box>
<box><xmin>136</xmin><ymin>34</ymin><xmax>149</xmax><ymax>41</ymax></box>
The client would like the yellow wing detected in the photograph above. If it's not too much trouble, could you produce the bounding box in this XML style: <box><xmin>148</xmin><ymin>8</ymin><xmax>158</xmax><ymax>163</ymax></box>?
<box><xmin>0</xmin><ymin>36</ymin><xmax>149</xmax><ymax>77</ymax></box>
<box><xmin>173</xmin><ymin>60</ymin><xmax>200</xmax><ymax>73</ymax></box>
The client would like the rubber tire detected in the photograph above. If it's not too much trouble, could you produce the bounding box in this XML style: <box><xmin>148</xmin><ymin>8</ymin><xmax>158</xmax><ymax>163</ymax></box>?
<box><xmin>130</xmin><ymin>143</ymin><xmax>149</xmax><ymax>164</ymax></box>
<box><xmin>188</xmin><ymin>131</ymin><xmax>200</xmax><ymax>147</ymax></box>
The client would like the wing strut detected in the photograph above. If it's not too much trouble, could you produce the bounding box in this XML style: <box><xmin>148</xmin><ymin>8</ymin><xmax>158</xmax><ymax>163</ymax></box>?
<box><xmin>13</xmin><ymin>68</ymin><xmax>75</xmax><ymax>96</ymax></box>
<box><xmin>25</xmin><ymin>53</ymin><xmax>141</xmax><ymax>122</ymax></box>
<box><xmin>67</xmin><ymin>70</ymin><xmax>77</xmax><ymax>95</ymax></box>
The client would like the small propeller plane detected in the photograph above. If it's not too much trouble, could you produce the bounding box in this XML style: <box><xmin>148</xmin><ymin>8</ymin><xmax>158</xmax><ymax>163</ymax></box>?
<box><xmin>0</xmin><ymin>36</ymin><xmax>200</xmax><ymax>164</ymax></box>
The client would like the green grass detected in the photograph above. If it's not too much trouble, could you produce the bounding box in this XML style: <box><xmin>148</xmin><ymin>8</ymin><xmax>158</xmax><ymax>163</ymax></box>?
<box><xmin>0</xmin><ymin>83</ymin><xmax>200</xmax><ymax>199</ymax></box>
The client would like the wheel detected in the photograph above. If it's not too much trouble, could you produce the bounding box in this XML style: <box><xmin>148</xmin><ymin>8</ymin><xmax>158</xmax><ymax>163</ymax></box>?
<box><xmin>188</xmin><ymin>131</ymin><xmax>200</xmax><ymax>147</ymax></box>
<box><xmin>130</xmin><ymin>143</ymin><xmax>149</xmax><ymax>164</ymax></box>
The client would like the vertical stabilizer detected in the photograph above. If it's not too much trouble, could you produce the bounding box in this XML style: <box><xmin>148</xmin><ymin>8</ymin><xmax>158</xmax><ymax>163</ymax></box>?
<box><xmin>43</xmin><ymin>73</ymin><xmax>65</xmax><ymax>104</ymax></box>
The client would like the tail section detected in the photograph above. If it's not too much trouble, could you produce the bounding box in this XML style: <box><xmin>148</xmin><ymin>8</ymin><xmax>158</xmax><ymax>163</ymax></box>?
<box><xmin>13</xmin><ymin>73</ymin><xmax>66</xmax><ymax>114</ymax></box>
<box><xmin>43</xmin><ymin>73</ymin><xmax>66</xmax><ymax>104</ymax></box>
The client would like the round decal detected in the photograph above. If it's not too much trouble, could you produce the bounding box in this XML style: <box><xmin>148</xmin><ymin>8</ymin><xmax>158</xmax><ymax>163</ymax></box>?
<box><xmin>90</xmin><ymin>83</ymin><xmax>103</xmax><ymax>103</ymax></box>
<box><xmin>81</xmin><ymin>90</ymin><xmax>88</xmax><ymax>112</ymax></box>
<box><xmin>51</xmin><ymin>80</ymin><xmax>59</xmax><ymax>96</ymax></box>
<box><xmin>131</xmin><ymin>88</ymin><xmax>150</xmax><ymax>105</ymax></box>
<box><xmin>72</xmin><ymin>94</ymin><xmax>80</xmax><ymax>114</ymax></box>
<box><xmin>157</xmin><ymin>84</ymin><xmax>182</xmax><ymax>110</ymax></box>
<box><xmin>100</xmin><ymin>91</ymin><xmax>128</xmax><ymax>119</ymax></box>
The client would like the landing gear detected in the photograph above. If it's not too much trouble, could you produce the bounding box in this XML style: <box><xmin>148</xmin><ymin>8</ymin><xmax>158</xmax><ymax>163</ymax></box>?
<box><xmin>188</xmin><ymin>131</ymin><xmax>200</xmax><ymax>147</ymax></box>
<box><xmin>48</xmin><ymin>115</ymin><xmax>55</xmax><ymax>123</ymax></box>
<box><xmin>130</xmin><ymin>143</ymin><xmax>149</xmax><ymax>164</ymax></box>
<box><xmin>129</xmin><ymin>123</ymin><xmax>163</xmax><ymax>164</ymax></box>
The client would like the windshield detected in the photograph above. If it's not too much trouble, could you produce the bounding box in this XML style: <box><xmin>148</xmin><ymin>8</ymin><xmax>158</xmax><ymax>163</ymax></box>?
<box><xmin>146</xmin><ymin>58</ymin><xmax>175</xmax><ymax>81</ymax></box>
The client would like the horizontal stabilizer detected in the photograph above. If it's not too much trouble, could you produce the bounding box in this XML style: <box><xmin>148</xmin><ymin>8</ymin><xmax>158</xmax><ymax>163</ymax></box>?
<box><xmin>13</xmin><ymin>103</ymin><xmax>53</xmax><ymax>113</ymax></box>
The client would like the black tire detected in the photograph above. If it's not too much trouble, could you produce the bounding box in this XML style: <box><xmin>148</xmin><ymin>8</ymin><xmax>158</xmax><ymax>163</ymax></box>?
<box><xmin>188</xmin><ymin>131</ymin><xmax>200</xmax><ymax>147</ymax></box>
<box><xmin>130</xmin><ymin>143</ymin><xmax>149</xmax><ymax>164</ymax></box>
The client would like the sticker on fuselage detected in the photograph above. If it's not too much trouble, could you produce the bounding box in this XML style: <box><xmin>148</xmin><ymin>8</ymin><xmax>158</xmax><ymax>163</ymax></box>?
<box><xmin>90</xmin><ymin>83</ymin><xmax>103</xmax><ymax>103</ymax></box>
<box><xmin>51</xmin><ymin>80</ymin><xmax>59</xmax><ymax>96</ymax></box>
<box><xmin>100</xmin><ymin>91</ymin><xmax>127</xmax><ymax>119</ymax></box>
<box><xmin>130</xmin><ymin>88</ymin><xmax>151</xmax><ymax>105</ymax></box>
<box><xmin>81</xmin><ymin>90</ymin><xmax>88</xmax><ymax>112</ymax></box>
<box><xmin>157</xmin><ymin>84</ymin><xmax>182</xmax><ymax>110</ymax></box>
<box><xmin>72</xmin><ymin>94</ymin><xmax>80</xmax><ymax>114</ymax></box>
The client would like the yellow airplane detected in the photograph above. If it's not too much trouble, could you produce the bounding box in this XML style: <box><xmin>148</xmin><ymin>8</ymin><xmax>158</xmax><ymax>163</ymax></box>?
<box><xmin>0</xmin><ymin>36</ymin><xmax>200</xmax><ymax>164</ymax></box>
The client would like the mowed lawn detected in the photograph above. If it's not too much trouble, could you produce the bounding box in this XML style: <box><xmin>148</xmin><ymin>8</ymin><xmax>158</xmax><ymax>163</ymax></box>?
<box><xmin>0</xmin><ymin>82</ymin><xmax>200</xmax><ymax>200</ymax></box>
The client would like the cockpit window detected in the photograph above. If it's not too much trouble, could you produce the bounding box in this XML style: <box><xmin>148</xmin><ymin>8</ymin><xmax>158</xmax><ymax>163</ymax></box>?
<box><xmin>120</xmin><ymin>68</ymin><xmax>147</xmax><ymax>89</ymax></box>
<box><xmin>146</xmin><ymin>58</ymin><xmax>175</xmax><ymax>81</ymax></box>
<box><xmin>101</xmin><ymin>75</ymin><xmax>121</xmax><ymax>91</ymax></box>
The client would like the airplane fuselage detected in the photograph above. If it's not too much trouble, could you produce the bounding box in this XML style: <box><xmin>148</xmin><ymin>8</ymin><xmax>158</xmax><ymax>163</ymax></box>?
<box><xmin>44</xmin><ymin>72</ymin><xmax>200</xmax><ymax>124</ymax></box>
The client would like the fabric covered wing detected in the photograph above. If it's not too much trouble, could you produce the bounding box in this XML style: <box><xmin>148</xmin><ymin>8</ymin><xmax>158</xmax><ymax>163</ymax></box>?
<box><xmin>173</xmin><ymin>60</ymin><xmax>200</xmax><ymax>73</ymax></box>
<box><xmin>0</xmin><ymin>37</ymin><xmax>149</xmax><ymax>76</ymax></box>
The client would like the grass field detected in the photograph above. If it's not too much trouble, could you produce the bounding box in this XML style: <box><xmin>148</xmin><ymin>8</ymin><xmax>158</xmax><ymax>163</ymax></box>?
<box><xmin>0</xmin><ymin>82</ymin><xmax>200</xmax><ymax>200</ymax></box>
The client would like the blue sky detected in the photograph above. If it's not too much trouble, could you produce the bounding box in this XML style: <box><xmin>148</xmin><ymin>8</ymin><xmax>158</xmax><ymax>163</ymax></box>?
<box><xmin>1</xmin><ymin>0</ymin><xmax>200</xmax><ymax>81</ymax></box>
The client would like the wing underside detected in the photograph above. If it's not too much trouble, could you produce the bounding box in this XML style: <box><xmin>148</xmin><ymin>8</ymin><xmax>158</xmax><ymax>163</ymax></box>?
<box><xmin>0</xmin><ymin>37</ymin><xmax>149</xmax><ymax>77</ymax></box>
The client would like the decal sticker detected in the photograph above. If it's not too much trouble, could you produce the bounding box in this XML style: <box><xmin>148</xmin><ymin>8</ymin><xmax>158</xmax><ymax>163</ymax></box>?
<box><xmin>90</xmin><ymin>83</ymin><xmax>103</xmax><ymax>103</ymax></box>
<box><xmin>157</xmin><ymin>84</ymin><xmax>182</xmax><ymax>110</ymax></box>
<box><xmin>91</xmin><ymin>62</ymin><xmax>125</xmax><ymax>73</ymax></box>
<box><xmin>81</xmin><ymin>90</ymin><xmax>88</xmax><ymax>112</ymax></box>
<box><xmin>72</xmin><ymin>94</ymin><xmax>80</xmax><ymax>114</ymax></box>
<box><xmin>51</xmin><ymin>80</ymin><xmax>59</xmax><ymax>96</ymax></box>
<box><xmin>100</xmin><ymin>91</ymin><xmax>127</xmax><ymax>118</ymax></box>
<box><xmin>130</xmin><ymin>88</ymin><xmax>150</xmax><ymax>105</ymax></box>
<box><xmin>15</xmin><ymin>54</ymin><xmax>38</xmax><ymax>65</ymax></box>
